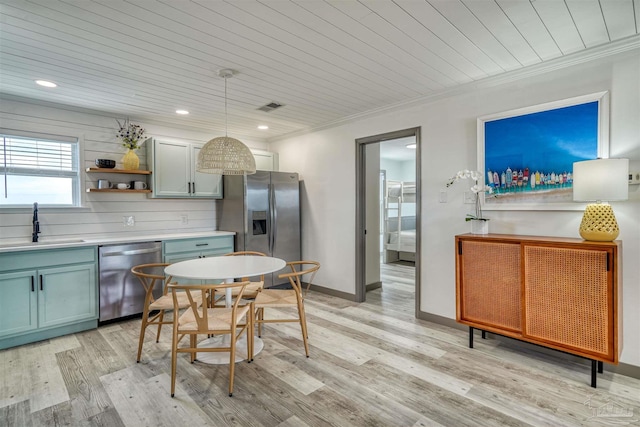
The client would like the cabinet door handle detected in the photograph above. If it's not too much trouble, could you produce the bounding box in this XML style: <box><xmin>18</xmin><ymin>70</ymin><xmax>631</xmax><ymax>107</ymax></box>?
<box><xmin>192</xmin><ymin>182</ymin><xmax>195</xmax><ymax>194</ymax></box>
<box><xmin>31</xmin><ymin>276</ymin><xmax>35</xmax><ymax>292</ymax></box>
<box><xmin>188</xmin><ymin>182</ymin><xmax>192</xmax><ymax>193</ymax></box>
<box><xmin>39</xmin><ymin>274</ymin><xmax>43</xmax><ymax>291</ymax></box>
<box><xmin>195</xmin><ymin>243</ymin><xmax>209</xmax><ymax>247</ymax></box>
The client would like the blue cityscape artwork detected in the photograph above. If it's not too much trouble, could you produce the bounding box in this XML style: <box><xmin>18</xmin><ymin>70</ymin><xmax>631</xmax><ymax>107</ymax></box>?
<box><xmin>484</xmin><ymin>101</ymin><xmax>599</xmax><ymax>204</ymax></box>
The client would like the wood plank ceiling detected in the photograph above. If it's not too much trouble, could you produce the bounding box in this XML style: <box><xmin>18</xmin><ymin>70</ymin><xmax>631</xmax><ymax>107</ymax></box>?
<box><xmin>1</xmin><ymin>0</ymin><xmax>639</xmax><ymax>141</ymax></box>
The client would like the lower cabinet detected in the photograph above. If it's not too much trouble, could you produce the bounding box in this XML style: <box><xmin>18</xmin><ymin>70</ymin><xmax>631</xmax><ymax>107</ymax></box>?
<box><xmin>455</xmin><ymin>233</ymin><xmax>620</xmax><ymax>387</ymax></box>
<box><xmin>163</xmin><ymin>235</ymin><xmax>234</xmax><ymax>284</ymax></box>
<box><xmin>163</xmin><ymin>235</ymin><xmax>234</xmax><ymax>263</ymax></box>
<box><xmin>0</xmin><ymin>247</ymin><xmax>98</xmax><ymax>349</ymax></box>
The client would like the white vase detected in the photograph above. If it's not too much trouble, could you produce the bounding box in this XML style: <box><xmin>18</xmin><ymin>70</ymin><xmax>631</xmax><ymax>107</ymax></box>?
<box><xmin>470</xmin><ymin>219</ymin><xmax>489</xmax><ymax>235</ymax></box>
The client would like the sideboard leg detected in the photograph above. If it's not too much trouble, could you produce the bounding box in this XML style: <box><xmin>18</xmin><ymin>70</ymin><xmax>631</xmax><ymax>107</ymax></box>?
<box><xmin>591</xmin><ymin>360</ymin><xmax>597</xmax><ymax>388</ymax></box>
<box><xmin>481</xmin><ymin>330</ymin><xmax>486</xmax><ymax>339</ymax></box>
<box><xmin>598</xmin><ymin>361</ymin><xmax>603</xmax><ymax>374</ymax></box>
<box><xmin>469</xmin><ymin>326</ymin><xmax>474</xmax><ymax>348</ymax></box>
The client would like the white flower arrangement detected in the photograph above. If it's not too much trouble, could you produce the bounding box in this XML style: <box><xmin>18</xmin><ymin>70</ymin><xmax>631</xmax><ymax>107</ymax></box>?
<box><xmin>446</xmin><ymin>169</ymin><xmax>494</xmax><ymax>221</ymax></box>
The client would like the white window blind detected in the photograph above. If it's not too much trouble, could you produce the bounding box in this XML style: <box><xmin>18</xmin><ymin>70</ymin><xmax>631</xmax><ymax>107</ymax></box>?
<box><xmin>1</xmin><ymin>133</ymin><xmax>80</xmax><ymax>206</ymax></box>
<box><xmin>4</xmin><ymin>137</ymin><xmax>77</xmax><ymax>175</ymax></box>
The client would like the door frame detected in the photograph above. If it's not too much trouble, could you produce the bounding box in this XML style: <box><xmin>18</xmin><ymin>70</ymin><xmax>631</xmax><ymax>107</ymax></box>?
<box><xmin>355</xmin><ymin>127</ymin><xmax>421</xmax><ymax>315</ymax></box>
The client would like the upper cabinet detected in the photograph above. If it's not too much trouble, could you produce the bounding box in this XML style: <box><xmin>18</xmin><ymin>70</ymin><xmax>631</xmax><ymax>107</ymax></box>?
<box><xmin>251</xmin><ymin>148</ymin><xmax>279</xmax><ymax>172</ymax></box>
<box><xmin>147</xmin><ymin>138</ymin><xmax>223</xmax><ymax>199</ymax></box>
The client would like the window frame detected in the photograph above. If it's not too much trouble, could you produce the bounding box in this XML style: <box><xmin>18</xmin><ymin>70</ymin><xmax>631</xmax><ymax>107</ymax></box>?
<box><xmin>1</xmin><ymin>130</ymin><xmax>82</xmax><ymax>208</ymax></box>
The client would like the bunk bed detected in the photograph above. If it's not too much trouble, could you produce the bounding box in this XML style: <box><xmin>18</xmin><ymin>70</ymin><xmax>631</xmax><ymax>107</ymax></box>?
<box><xmin>383</xmin><ymin>180</ymin><xmax>416</xmax><ymax>263</ymax></box>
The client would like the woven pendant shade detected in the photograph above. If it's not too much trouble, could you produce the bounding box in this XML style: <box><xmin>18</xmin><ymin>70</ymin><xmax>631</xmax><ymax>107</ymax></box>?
<box><xmin>196</xmin><ymin>68</ymin><xmax>257</xmax><ymax>175</ymax></box>
<box><xmin>197</xmin><ymin>136</ymin><xmax>256</xmax><ymax>175</ymax></box>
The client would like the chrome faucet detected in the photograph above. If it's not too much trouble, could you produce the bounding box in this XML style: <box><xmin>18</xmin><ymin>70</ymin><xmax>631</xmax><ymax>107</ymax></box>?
<box><xmin>32</xmin><ymin>202</ymin><xmax>41</xmax><ymax>242</ymax></box>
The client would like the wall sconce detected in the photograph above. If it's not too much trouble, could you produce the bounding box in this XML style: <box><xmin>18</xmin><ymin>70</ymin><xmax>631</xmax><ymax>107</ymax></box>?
<box><xmin>572</xmin><ymin>158</ymin><xmax>629</xmax><ymax>241</ymax></box>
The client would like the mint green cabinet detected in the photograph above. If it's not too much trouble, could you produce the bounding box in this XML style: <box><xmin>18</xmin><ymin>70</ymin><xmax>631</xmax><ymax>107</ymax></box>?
<box><xmin>0</xmin><ymin>247</ymin><xmax>98</xmax><ymax>349</ymax></box>
<box><xmin>147</xmin><ymin>138</ymin><xmax>223</xmax><ymax>199</ymax></box>
<box><xmin>38</xmin><ymin>264</ymin><xmax>97</xmax><ymax>329</ymax></box>
<box><xmin>163</xmin><ymin>235</ymin><xmax>234</xmax><ymax>283</ymax></box>
<box><xmin>163</xmin><ymin>235</ymin><xmax>234</xmax><ymax>262</ymax></box>
<box><xmin>0</xmin><ymin>270</ymin><xmax>38</xmax><ymax>337</ymax></box>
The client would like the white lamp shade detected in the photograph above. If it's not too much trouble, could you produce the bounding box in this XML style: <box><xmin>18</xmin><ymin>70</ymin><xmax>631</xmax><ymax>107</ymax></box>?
<box><xmin>573</xmin><ymin>158</ymin><xmax>629</xmax><ymax>202</ymax></box>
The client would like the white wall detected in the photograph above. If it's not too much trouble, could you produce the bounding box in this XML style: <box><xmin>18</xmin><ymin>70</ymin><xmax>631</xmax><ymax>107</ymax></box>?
<box><xmin>0</xmin><ymin>97</ymin><xmax>267</xmax><ymax>243</ymax></box>
<box><xmin>272</xmin><ymin>49</ymin><xmax>640</xmax><ymax>366</ymax></box>
<box><xmin>380</xmin><ymin>158</ymin><xmax>416</xmax><ymax>182</ymax></box>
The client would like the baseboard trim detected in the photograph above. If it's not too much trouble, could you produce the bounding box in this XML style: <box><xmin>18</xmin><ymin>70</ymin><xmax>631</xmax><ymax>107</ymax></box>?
<box><xmin>366</xmin><ymin>281</ymin><xmax>382</xmax><ymax>291</ymax></box>
<box><xmin>307</xmin><ymin>283</ymin><xmax>357</xmax><ymax>301</ymax></box>
<box><xmin>417</xmin><ymin>311</ymin><xmax>466</xmax><ymax>331</ymax></box>
<box><xmin>417</xmin><ymin>310</ymin><xmax>640</xmax><ymax>380</ymax></box>
<box><xmin>0</xmin><ymin>319</ymin><xmax>98</xmax><ymax>350</ymax></box>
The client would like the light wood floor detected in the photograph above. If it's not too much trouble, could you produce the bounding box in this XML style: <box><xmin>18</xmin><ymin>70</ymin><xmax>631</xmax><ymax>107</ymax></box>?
<box><xmin>2</xmin><ymin>261</ymin><xmax>639</xmax><ymax>426</ymax></box>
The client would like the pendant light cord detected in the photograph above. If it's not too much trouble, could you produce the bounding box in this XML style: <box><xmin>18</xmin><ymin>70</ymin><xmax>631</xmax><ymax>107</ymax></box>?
<box><xmin>224</xmin><ymin>76</ymin><xmax>228</xmax><ymax>138</ymax></box>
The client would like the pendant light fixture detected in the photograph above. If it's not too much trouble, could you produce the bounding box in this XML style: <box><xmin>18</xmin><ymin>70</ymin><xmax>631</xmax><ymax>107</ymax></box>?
<box><xmin>197</xmin><ymin>69</ymin><xmax>256</xmax><ymax>175</ymax></box>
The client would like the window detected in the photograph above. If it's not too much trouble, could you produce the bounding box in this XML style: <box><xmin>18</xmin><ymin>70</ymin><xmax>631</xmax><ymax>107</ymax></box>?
<box><xmin>1</xmin><ymin>133</ymin><xmax>80</xmax><ymax>207</ymax></box>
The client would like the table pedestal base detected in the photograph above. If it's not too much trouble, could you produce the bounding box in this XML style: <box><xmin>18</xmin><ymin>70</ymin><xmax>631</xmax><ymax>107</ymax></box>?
<box><xmin>195</xmin><ymin>336</ymin><xmax>264</xmax><ymax>365</ymax></box>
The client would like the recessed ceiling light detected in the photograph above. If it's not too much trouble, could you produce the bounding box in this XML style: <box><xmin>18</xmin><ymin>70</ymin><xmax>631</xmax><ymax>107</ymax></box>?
<box><xmin>35</xmin><ymin>80</ymin><xmax>57</xmax><ymax>88</ymax></box>
<box><xmin>406</xmin><ymin>143</ymin><xmax>416</xmax><ymax>149</ymax></box>
<box><xmin>257</xmin><ymin>125</ymin><xmax>269</xmax><ymax>130</ymax></box>
<box><xmin>175</xmin><ymin>109</ymin><xmax>189</xmax><ymax>115</ymax></box>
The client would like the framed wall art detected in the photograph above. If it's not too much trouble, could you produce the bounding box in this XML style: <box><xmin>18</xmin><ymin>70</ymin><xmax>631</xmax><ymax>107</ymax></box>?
<box><xmin>477</xmin><ymin>91</ymin><xmax>609</xmax><ymax>210</ymax></box>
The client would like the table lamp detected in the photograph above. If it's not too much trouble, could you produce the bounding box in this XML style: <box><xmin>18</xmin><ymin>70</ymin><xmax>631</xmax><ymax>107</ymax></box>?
<box><xmin>573</xmin><ymin>158</ymin><xmax>629</xmax><ymax>241</ymax></box>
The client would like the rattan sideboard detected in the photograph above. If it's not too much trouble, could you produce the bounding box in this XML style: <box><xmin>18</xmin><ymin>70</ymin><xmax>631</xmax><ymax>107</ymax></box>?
<box><xmin>455</xmin><ymin>233</ymin><xmax>621</xmax><ymax>388</ymax></box>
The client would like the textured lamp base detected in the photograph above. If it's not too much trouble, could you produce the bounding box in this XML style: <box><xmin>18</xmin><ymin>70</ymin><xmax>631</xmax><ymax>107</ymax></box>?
<box><xmin>579</xmin><ymin>203</ymin><xmax>619</xmax><ymax>242</ymax></box>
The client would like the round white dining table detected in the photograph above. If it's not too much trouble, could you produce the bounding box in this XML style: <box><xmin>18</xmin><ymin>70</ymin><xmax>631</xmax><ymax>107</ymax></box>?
<box><xmin>165</xmin><ymin>255</ymin><xmax>286</xmax><ymax>364</ymax></box>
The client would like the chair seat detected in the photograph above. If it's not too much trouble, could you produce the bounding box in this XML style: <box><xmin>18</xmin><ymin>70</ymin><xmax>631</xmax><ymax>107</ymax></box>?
<box><xmin>254</xmin><ymin>289</ymin><xmax>298</xmax><ymax>308</ymax></box>
<box><xmin>149</xmin><ymin>291</ymin><xmax>200</xmax><ymax>311</ymax></box>
<box><xmin>178</xmin><ymin>305</ymin><xmax>251</xmax><ymax>331</ymax></box>
<box><xmin>214</xmin><ymin>281</ymin><xmax>263</xmax><ymax>298</ymax></box>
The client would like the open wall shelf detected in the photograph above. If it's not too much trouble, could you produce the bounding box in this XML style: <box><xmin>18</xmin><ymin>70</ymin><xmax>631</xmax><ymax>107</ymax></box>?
<box><xmin>86</xmin><ymin>168</ymin><xmax>151</xmax><ymax>175</ymax></box>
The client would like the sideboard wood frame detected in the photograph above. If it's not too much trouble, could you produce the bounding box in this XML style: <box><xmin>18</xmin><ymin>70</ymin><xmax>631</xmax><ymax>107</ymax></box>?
<box><xmin>455</xmin><ymin>233</ymin><xmax>621</xmax><ymax>388</ymax></box>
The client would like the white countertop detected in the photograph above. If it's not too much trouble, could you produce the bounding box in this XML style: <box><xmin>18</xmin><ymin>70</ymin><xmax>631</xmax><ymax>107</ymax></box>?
<box><xmin>0</xmin><ymin>231</ymin><xmax>235</xmax><ymax>253</ymax></box>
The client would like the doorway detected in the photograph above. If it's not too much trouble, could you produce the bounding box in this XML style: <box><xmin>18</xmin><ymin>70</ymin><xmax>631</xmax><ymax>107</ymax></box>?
<box><xmin>355</xmin><ymin>128</ymin><xmax>421</xmax><ymax>316</ymax></box>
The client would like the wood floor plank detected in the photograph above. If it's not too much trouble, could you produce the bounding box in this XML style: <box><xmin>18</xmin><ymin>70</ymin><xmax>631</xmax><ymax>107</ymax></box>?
<box><xmin>101</xmin><ymin>368</ymin><xmax>211</xmax><ymax>427</ymax></box>
<box><xmin>0</xmin><ymin>341</ymin><xmax>69</xmax><ymax>413</ymax></box>
<box><xmin>255</xmin><ymin>353</ymin><xmax>324</xmax><ymax>395</ymax></box>
<box><xmin>305</xmin><ymin>304</ymin><xmax>447</xmax><ymax>359</ymax></box>
<box><xmin>56</xmin><ymin>347</ymin><xmax>116</xmax><ymax>421</ymax></box>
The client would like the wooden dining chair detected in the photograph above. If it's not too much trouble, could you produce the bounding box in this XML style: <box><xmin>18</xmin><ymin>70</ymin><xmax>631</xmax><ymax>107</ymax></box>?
<box><xmin>168</xmin><ymin>281</ymin><xmax>254</xmax><ymax>397</ymax></box>
<box><xmin>211</xmin><ymin>251</ymin><xmax>267</xmax><ymax>306</ymax></box>
<box><xmin>253</xmin><ymin>261</ymin><xmax>320</xmax><ymax>357</ymax></box>
<box><xmin>131</xmin><ymin>263</ymin><xmax>202</xmax><ymax>363</ymax></box>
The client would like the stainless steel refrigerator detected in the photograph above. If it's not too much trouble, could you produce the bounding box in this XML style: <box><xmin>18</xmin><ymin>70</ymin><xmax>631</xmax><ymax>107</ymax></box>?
<box><xmin>217</xmin><ymin>170</ymin><xmax>301</xmax><ymax>287</ymax></box>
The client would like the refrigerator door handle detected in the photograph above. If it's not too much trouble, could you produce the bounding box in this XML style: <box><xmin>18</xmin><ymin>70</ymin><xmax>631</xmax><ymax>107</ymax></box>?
<box><xmin>270</xmin><ymin>182</ymin><xmax>277</xmax><ymax>254</ymax></box>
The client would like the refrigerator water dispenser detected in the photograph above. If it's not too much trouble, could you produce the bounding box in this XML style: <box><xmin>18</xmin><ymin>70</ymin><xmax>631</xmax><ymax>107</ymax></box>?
<box><xmin>252</xmin><ymin>211</ymin><xmax>267</xmax><ymax>235</ymax></box>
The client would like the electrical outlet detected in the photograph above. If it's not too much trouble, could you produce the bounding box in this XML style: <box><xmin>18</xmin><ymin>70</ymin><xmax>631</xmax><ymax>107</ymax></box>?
<box><xmin>630</xmin><ymin>172</ymin><xmax>640</xmax><ymax>184</ymax></box>
<box><xmin>180</xmin><ymin>215</ymin><xmax>188</xmax><ymax>225</ymax></box>
<box><xmin>123</xmin><ymin>215</ymin><xmax>135</xmax><ymax>227</ymax></box>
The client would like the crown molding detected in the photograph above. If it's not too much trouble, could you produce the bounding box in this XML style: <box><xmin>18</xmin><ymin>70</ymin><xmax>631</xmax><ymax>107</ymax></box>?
<box><xmin>269</xmin><ymin>35</ymin><xmax>640</xmax><ymax>143</ymax></box>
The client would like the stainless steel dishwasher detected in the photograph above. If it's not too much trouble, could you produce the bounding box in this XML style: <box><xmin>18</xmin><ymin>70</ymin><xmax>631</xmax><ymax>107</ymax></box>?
<box><xmin>98</xmin><ymin>241</ymin><xmax>162</xmax><ymax>322</ymax></box>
